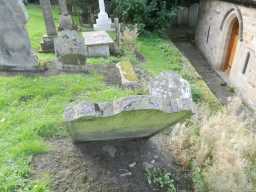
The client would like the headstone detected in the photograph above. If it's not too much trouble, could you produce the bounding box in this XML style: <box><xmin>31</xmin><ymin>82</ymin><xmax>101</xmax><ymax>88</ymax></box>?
<box><xmin>83</xmin><ymin>31</ymin><xmax>114</xmax><ymax>57</ymax></box>
<box><xmin>0</xmin><ymin>0</ymin><xmax>37</xmax><ymax>71</ymax></box>
<box><xmin>54</xmin><ymin>30</ymin><xmax>87</xmax><ymax>72</ymax></box>
<box><xmin>58</xmin><ymin>0</ymin><xmax>73</xmax><ymax>31</ymax></box>
<box><xmin>40</xmin><ymin>0</ymin><xmax>57</xmax><ymax>52</ymax></box>
<box><xmin>94</xmin><ymin>0</ymin><xmax>113</xmax><ymax>31</ymax></box>
<box><xmin>64</xmin><ymin>72</ymin><xmax>193</xmax><ymax>142</ymax></box>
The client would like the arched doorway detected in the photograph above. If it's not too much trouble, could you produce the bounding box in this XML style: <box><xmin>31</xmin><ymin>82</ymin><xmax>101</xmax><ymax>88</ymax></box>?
<box><xmin>222</xmin><ymin>17</ymin><xmax>239</xmax><ymax>73</ymax></box>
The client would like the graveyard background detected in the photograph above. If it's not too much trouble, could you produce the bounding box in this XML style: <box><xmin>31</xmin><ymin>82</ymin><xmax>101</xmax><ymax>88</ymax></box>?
<box><xmin>1</xmin><ymin>2</ymin><xmax>256</xmax><ymax>192</ymax></box>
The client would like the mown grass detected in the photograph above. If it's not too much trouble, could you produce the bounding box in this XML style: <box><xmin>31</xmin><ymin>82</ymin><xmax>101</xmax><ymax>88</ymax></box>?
<box><xmin>0</xmin><ymin>74</ymin><xmax>135</xmax><ymax>191</ymax></box>
<box><xmin>26</xmin><ymin>4</ymin><xmax>59</xmax><ymax>62</ymax></box>
<box><xmin>137</xmin><ymin>35</ymin><xmax>220</xmax><ymax>110</ymax></box>
<box><xmin>0</xmin><ymin>5</ymin><xmax>135</xmax><ymax>192</ymax></box>
<box><xmin>0</xmin><ymin>4</ymin><xmax>221</xmax><ymax>191</ymax></box>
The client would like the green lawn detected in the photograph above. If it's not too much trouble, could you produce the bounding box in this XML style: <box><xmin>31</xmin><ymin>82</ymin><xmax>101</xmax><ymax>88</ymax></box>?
<box><xmin>26</xmin><ymin>4</ymin><xmax>59</xmax><ymax>62</ymax></box>
<box><xmin>0</xmin><ymin>4</ymin><xmax>220</xmax><ymax>192</ymax></box>
<box><xmin>0</xmin><ymin>5</ymin><xmax>136</xmax><ymax>192</ymax></box>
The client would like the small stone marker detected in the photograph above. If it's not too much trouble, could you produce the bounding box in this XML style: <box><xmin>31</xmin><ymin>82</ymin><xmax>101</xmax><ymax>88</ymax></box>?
<box><xmin>64</xmin><ymin>72</ymin><xmax>193</xmax><ymax>142</ymax></box>
<box><xmin>83</xmin><ymin>31</ymin><xmax>114</xmax><ymax>57</ymax></box>
<box><xmin>54</xmin><ymin>30</ymin><xmax>87</xmax><ymax>72</ymax></box>
<box><xmin>94</xmin><ymin>0</ymin><xmax>113</xmax><ymax>31</ymax></box>
<box><xmin>0</xmin><ymin>0</ymin><xmax>37</xmax><ymax>71</ymax></box>
<box><xmin>39</xmin><ymin>0</ymin><xmax>57</xmax><ymax>52</ymax></box>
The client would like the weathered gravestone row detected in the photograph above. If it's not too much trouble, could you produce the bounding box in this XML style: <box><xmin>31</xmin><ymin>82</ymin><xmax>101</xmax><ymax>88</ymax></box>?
<box><xmin>64</xmin><ymin>72</ymin><xmax>193</xmax><ymax>142</ymax></box>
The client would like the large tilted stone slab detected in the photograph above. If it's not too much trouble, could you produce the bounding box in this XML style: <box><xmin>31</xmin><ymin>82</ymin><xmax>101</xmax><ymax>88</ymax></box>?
<box><xmin>64</xmin><ymin>72</ymin><xmax>193</xmax><ymax>142</ymax></box>
<box><xmin>0</xmin><ymin>0</ymin><xmax>37</xmax><ymax>70</ymax></box>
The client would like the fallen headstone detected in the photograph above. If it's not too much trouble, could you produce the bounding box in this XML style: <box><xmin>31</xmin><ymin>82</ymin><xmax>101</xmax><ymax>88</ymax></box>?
<box><xmin>54</xmin><ymin>30</ymin><xmax>87</xmax><ymax>72</ymax></box>
<box><xmin>83</xmin><ymin>31</ymin><xmax>114</xmax><ymax>57</ymax></box>
<box><xmin>0</xmin><ymin>0</ymin><xmax>37</xmax><ymax>71</ymax></box>
<box><xmin>116</xmin><ymin>59</ymin><xmax>140</xmax><ymax>89</ymax></box>
<box><xmin>64</xmin><ymin>72</ymin><xmax>193</xmax><ymax>142</ymax></box>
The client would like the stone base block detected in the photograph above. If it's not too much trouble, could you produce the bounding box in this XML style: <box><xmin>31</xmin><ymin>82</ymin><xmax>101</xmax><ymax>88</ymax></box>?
<box><xmin>40</xmin><ymin>35</ymin><xmax>56</xmax><ymax>53</ymax></box>
<box><xmin>86</xmin><ymin>44</ymin><xmax>110</xmax><ymax>57</ymax></box>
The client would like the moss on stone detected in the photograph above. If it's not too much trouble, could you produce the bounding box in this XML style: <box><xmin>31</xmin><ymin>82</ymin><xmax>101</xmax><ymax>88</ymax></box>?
<box><xmin>67</xmin><ymin>109</ymin><xmax>191</xmax><ymax>142</ymax></box>
<box><xmin>119</xmin><ymin>59</ymin><xmax>139</xmax><ymax>82</ymax></box>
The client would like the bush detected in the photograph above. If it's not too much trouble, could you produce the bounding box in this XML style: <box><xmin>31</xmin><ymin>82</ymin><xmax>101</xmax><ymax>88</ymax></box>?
<box><xmin>111</xmin><ymin>0</ymin><xmax>177</xmax><ymax>33</ymax></box>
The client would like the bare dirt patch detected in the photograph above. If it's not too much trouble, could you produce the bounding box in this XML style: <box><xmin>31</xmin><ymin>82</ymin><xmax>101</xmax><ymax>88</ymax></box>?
<box><xmin>31</xmin><ymin>134</ymin><xmax>192</xmax><ymax>192</ymax></box>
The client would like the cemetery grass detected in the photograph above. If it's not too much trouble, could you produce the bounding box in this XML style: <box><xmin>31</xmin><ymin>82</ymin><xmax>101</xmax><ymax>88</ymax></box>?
<box><xmin>0</xmin><ymin>74</ymin><xmax>136</xmax><ymax>191</ymax></box>
<box><xmin>0</xmin><ymin>5</ymin><xmax>220</xmax><ymax>191</ymax></box>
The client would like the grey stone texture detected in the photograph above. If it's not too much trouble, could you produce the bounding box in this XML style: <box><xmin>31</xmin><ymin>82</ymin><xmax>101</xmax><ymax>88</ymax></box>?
<box><xmin>40</xmin><ymin>0</ymin><xmax>57</xmax><ymax>52</ymax></box>
<box><xmin>149</xmin><ymin>72</ymin><xmax>193</xmax><ymax>112</ymax></box>
<box><xmin>196</xmin><ymin>0</ymin><xmax>256</xmax><ymax>109</ymax></box>
<box><xmin>83</xmin><ymin>31</ymin><xmax>114</xmax><ymax>57</ymax></box>
<box><xmin>0</xmin><ymin>0</ymin><xmax>37</xmax><ymax>70</ymax></box>
<box><xmin>64</xmin><ymin>72</ymin><xmax>193</xmax><ymax>142</ymax></box>
<box><xmin>58</xmin><ymin>0</ymin><xmax>73</xmax><ymax>31</ymax></box>
<box><xmin>54</xmin><ymin>30</ymin><xmax>87</xmax><ymax>72</ymax></box>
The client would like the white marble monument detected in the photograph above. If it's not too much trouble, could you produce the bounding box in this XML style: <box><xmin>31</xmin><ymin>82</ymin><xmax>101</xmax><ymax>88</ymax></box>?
<box><xmin>94</xmin><ymin>0</ymin><xmax>113</xmax><ymax>31</ymax></box>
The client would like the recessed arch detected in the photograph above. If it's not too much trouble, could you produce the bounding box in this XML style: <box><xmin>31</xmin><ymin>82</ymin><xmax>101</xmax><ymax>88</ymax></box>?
<box><xmin>220</xmin><ymin>7</ymin><xmax>244</xmax><ymax>41</ymax></box>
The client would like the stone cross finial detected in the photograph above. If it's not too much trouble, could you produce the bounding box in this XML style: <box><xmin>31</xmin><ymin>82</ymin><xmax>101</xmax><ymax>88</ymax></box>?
<box><xmin>39</xmin><ymin>0</ymin><xmax>57</xmax><ymax>52</ymax></box>
<box><xmin>94</xmin><ymin>0</ymin><xmax>113</xmax><ymax>31</ymax></box>
<box><xmin>58</xmin><ymin>0</ymin><xmax>68</xmax><ymax>15</ymax></box>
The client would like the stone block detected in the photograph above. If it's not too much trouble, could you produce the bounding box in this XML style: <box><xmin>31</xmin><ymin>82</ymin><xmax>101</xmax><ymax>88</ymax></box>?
<box><xmin>64</xmin><ymin>72</ymin><xmax>193</xmax><ymax>142</ymax></box>
<box><xmin>83</xmin><ymin>31</ymin><xmax>114</xmax><ymax>57</ymax></box>
<box><xmin>54</xmin><ymin>30</ymin><xmax>87</xmax><ymax>72</ymax></box>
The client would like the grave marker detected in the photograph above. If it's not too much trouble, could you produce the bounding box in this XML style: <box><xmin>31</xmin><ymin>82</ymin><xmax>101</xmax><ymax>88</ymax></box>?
<box><xmin>40</xmin><ymin>0</ymin><xmax>57</xmax><ymax>52</ymax></box>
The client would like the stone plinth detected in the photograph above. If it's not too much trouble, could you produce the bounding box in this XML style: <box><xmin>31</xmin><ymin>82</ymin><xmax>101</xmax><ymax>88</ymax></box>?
<box><xmin>0</xmin><ymin>0</ymin><xmax>37</xmax><ymax>71</ymax></box>
<box><xmin>83</xmin><ymin>31</ymin><xmax>114</xmax><ymax>57</ymax></box>
<box><xmin>64</xmin><ymin>72</ymin><xmax>193</xmax><ymax>142</ymax></box>
<box><xmin>94</xmin><ymin>0</ymin><xmax>113</xmax><ymax>31</ymax></box>
<box><xmin>54</xmin><ymin>30</ymin><xmax>87</xmax><ymax>72</ymax></box>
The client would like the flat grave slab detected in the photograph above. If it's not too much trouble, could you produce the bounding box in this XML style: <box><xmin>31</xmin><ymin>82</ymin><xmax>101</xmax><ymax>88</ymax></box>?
<box><xmin>83</xmin><ymin>31</ymin><xmax>114</xmax><ymax>57</ymax></box>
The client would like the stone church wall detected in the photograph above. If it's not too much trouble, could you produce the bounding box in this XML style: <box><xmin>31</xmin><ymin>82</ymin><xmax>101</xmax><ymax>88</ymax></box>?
<box><xmin>195</xmin><ymin>0</ymin><xmax>256</xmax><ymax>109</ymax></box>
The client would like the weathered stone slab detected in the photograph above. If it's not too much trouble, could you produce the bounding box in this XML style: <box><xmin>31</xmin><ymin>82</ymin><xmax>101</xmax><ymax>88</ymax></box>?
<box><xmin>64</xmin><ymin>72</ymin><xmax>193</xmax><ymax>142</ymax></box>
<box><xmin>149</xmin><ymin>72</ymin><xmax>193</xmax><ymax>112</ymax></box>
<box><xmin>83</xmin><ymin>31</ymin><xmax>114</xmax><ymax>57</ymax></box>
<box><xmin>54</xmin><ymin>30</ymin><xmax>87</xmax><ymax>72</ymax></box>
<box><xmin>0</xmin><ymin>0</ymin><xmax>37</xmax><ymax>71</ymax></box>
<box><xmin>116</xmin><ymin>60</ymin><xmax>140</xmax><ymax>88</ymax></box>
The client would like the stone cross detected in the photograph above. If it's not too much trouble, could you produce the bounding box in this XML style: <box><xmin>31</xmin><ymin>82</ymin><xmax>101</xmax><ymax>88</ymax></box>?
<box><xmin>99</xmin><ymin>0</ymin><xmax>106</xmax><ymax>15</ymax></box>
<box><xmin>94</xmin><ymin>0</ymin><xmax>113</xmax><ymax>31</ymax></box>
<box><xmin>39</xmin><ymin>0</ymin><xmax>57</xmax><ymax>52</ymax></box>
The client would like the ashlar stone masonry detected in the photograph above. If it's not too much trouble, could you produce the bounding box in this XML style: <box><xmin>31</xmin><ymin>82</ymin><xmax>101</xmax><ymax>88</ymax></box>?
<box><xmin>196</xmin><ymin>0</ymin><xmax>256</xmax><ymax>109</ymax></box>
